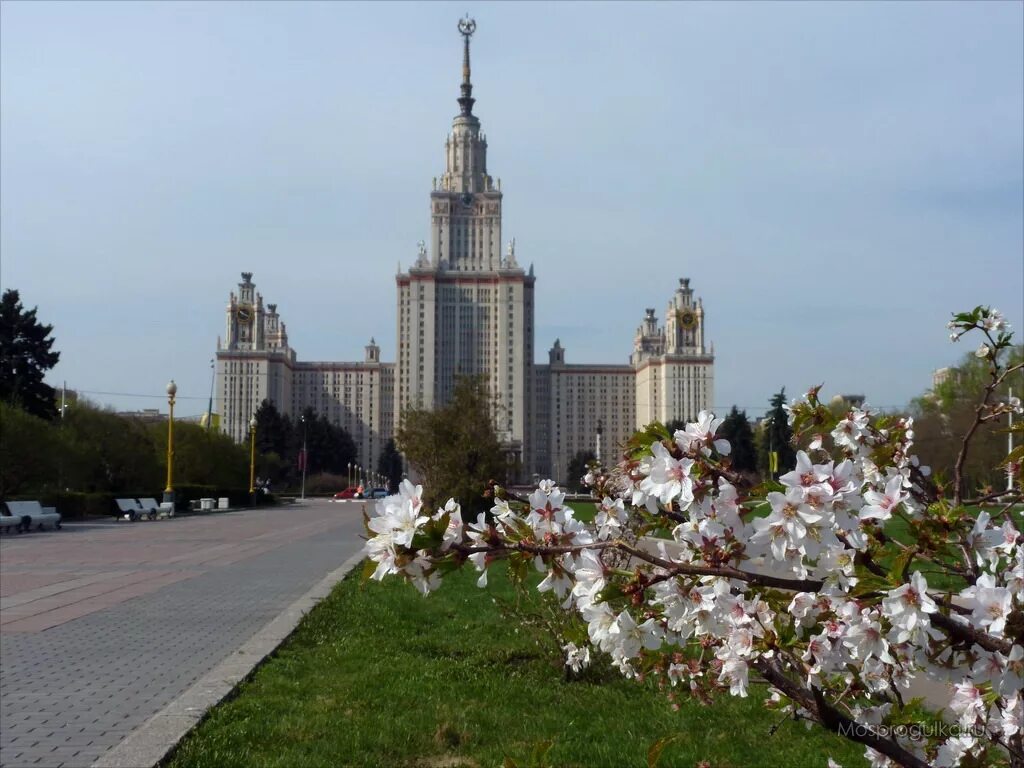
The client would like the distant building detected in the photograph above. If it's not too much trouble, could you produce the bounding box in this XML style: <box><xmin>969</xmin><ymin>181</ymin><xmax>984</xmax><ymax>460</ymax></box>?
<box><xmin>116</xmin><ymin>408</ymin><xmax>166</xmax><ymax>423</ymax></box>
<box><xmin>838</xmin><ymin>394</ymin><xmax>866</xmax><ymax>409</ymax></box>
<box><xmin>215</xmin><ymin>20</ymin><xmax>715</xmax><ymax>482</ymax></box>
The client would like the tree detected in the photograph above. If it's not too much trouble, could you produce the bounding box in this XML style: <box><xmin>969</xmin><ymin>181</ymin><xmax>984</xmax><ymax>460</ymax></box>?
<box><xmin>61</xmin><ymin>403</ymin><xmax>162</xmax><ymax>492</ymax></box>
<box><xmin>717</xmin><ymin>406</ymin><xmax>757</xmax><ymax>474</ymax></box>
<box><xmin>910</xmin><ymin>344</ymin><xmax>1023</xmax><ymax>494</ymax></box>
<box><xmin>565</xmin><ymin>450</ymin><xmax>596</xmax><ymax>492</ymax></box>
<box><xmin>397</xmin><ymin>376</ymin><xmax>506</xmax><ymax>513</ymax></box>
<box><xmin>253</xmin><ymin>399</ymin><xmax>294</xmax><ymax>485</ymax></box>
<box><xmin>0</xmin><ymin>402</ymin><xmax>62</xmax><ymax>496</ymax></box>
<box><xmin>254</xmin><ymin>399</ymin><xmax>292</xmax><ymax>458</ymax></box>
<box><xmin>664</xmin><ymin>418</ymin><xmax>687</xmax><ymax>435</ymax></box>
<box><xmin>367</xmin><ymin>306</ymin><xmax>1024</xmax><ymax>768</ymax></box>
<box><xmin>757</xmin><ymin>388</ymin><xmax>796</xmax><ymax>479</ymax></box>
<box><xmin>148</xmin><ymin>420</ymin><xmax>249</xmax><ymax>489</ymax></box>
<box><xmin>294</xmin><ymin>407</ymin><xmax>356</xmax><ymax>476</ymax></box>
<box><xmin>0</xmin><ymin>289</ymin><xmax>60</xmax><ymax>420</ymax></box>
<box><xmin>376</xmin><ymin>438</ymin><xmax>404</xmax><ymax>493</ymax></box>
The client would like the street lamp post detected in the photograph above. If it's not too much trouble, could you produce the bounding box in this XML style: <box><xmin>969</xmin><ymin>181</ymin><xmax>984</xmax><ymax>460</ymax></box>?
<box><xmin>348</xmin><ymin>461</ymin><xmax>352</xmax><ymax>487</ymax></box>
<box><xmin>300</xmin><ymin>415</ymin><xmax>308</xmax><ymax>501</ymax></box>
<box><xmin>58</xmin><ymin>382</ymin><xmax>68</xmax><ymax>490</ymax></box>
<box><xmin>164</xmin><ymin>380</ymin><xmax>177</xmax><ymax>504</ymax></box>
<box><xmin>249</xmin><ymin>415</ymin><xmax>258</xmax><ymax>498</ymax></box>
<box><xmin>206</xmin><ymin>359</ymin><xmax>216</xmax><ymax>433</ymax></box>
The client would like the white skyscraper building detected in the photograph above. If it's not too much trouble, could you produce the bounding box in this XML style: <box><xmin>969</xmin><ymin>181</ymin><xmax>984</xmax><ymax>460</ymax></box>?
<box><xmin>395</xmin><ymin>17</ymin><xmax>534</xmax><ymax>472</ymax></box>
<box><xmin>216</xmin><ymin>19</ymin><xmax>714</xmax><ymax>484</ymax></box>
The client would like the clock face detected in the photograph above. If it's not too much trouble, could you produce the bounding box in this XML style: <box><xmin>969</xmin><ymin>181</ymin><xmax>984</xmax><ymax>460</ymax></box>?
<box><xmin>678</xmin><ymin>310</ymin><xmax>697</xmax><ymax>330</ymax></box>
<box><xmin>460</xmin><ymin>192</ymin><xmax>473</xmax><ymax>207</ymax></box>
<box><xmin>237</xmin><ymin>307</ymin><xmax>251</xmax><ymax>323</ymax></box>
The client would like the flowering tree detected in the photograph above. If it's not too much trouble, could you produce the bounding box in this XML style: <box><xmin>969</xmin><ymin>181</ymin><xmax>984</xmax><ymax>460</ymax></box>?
<box><xmin>365</xmin><ymin>307</ymin><xmax>1023</xmax><ymax>768</ymax></box>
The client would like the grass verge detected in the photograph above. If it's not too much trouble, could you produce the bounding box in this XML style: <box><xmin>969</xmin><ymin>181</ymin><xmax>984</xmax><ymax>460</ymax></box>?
<box><xmin>165</xmin><ymin>562</ymin><xmax>869</xmax><ymax>768</ymax></box>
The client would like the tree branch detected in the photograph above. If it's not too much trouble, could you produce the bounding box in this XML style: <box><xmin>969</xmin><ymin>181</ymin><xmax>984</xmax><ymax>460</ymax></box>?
<box><xmin>752</xmin><ymin>658</ymin><xmax>931</xmax><ymax>768</ymax></box>
<box><xmin>448</xmin><ymin>539</ymin><xmax>826</xmax><ymax>593</ymax></box>
<box><xmin>929</xmin><ymin>611</ymin><xmax>1012</xmax><ymax>655</ymax></box>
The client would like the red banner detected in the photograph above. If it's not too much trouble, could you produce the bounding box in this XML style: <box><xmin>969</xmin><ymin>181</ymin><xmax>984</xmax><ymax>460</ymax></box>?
<box><xmin>297</xmin><ymin>449</ymin><xmax>307</xmax><ymax>471</ymax></box>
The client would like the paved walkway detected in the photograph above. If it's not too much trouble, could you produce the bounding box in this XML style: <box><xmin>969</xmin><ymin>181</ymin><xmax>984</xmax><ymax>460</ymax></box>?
<box><xmin>0</xmin><ymin>500</ymin><xmax>367</xmax><ymax>768</ymax></box>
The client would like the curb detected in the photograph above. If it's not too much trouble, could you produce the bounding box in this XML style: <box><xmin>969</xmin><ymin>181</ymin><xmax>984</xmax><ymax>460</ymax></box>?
<box><xmin>91</xmin><ymin>551</ymin><xmax>366</xmax><ymax>768</ymax></box>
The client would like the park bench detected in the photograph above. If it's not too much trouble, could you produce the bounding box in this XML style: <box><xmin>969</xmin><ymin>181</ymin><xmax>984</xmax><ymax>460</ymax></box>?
<box><xmin>4</xmin><ymin>501</ymin><xmax>61</xmax><ymax>531</ymax></box>
<box><xmin>0</xmin><ymin>507</ymin><xmax>25</xmax><ymax>533</ymax></box>
<box><xmin>137</xmin><ymin>498</ymin><xmax>159</xmax><ymax>516</ymax></box>
<box><xmin>114</xmin><ymin>498</ymin><xmax>155</xmax><ymax>522</ymax></box>
<box><xmin>138</xmin><ymin>497</ymin><xmax>173</xmax><ymax>519</ymax></box>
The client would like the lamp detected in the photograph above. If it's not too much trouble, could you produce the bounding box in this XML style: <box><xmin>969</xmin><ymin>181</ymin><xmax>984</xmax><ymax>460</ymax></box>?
<box><xmin>163</xmin><ymin>380</ymin><xmax>177</xmax><ymax>504</ymax></box>
<box><xmin>249</xmin><ymin>415</ymin><xmax>258</xmax><ymax>496</ymax></box>
<box><xmin>300</xmin><ymin>415</ymin><xmax>308</xmax><ymax>500</ymax></box>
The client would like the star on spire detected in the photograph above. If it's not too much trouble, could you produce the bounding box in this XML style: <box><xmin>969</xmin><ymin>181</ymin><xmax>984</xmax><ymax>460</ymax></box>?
<box><xmin>457</xmin><ymin>15</ymin><xmax>477</xmax><ymax>116</ymax></box>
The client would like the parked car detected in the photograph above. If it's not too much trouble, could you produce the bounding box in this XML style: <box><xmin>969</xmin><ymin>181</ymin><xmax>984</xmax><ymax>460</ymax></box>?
<box><xmin>332</xmin><ymin>487</ymin><xmax>360</xmax><ymax>500</ymax></box>
<box><xmin>369</xmin><ymin>488</ymin><xmax>389</xmax><ymax>499</ymax></box>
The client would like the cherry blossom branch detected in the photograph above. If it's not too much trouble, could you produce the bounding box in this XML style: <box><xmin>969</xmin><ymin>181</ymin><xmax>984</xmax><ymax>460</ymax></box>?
<box><xmin>451</xmin><ymin>535</ymin><xmax>1011</xmax><ymax>656</ymax></box>
<box><xmin>448</xmin><ymin>538</ymin><xmax>828</xmax><ymax>593</ymax></box>
<box><xmin>929</xmin><ymin>610</ymin><xmax>1012</xmax><ymax>654</ymax></box>
<box><xmin>963</xmin><ymin>487</ymin><xmax>1022</xmax><ymax>506</ymax></box>
<box><xmin>752</xmin><ymin>658</ymin><xmax>931</xmax><ymax>768</ymax></box>
<box><xmin>954</xmin><ymin>332</ymin><xmax>1020</xmax><ymax>506</ymax></box>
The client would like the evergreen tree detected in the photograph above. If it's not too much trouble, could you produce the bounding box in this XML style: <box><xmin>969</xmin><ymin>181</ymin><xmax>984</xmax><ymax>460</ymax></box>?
<box><xmin>565</xmin><ymin>450</ymin><xmax>596</xmax><ymax>492</ymax></box>
<box><xmin>718</xmin><ymin>406</ymin><xmax>757</xmax><ymax>473</ymax></box>
<box><xmin>665</xmin><ymin>418</ymin><xmax>687</xmax><ymax>435</ymax></box>
<box><xmin>758</xmin><ymin>389</ymin><xmax>796</xmax><ymax>479</ymax></box>
<box><xmin>0</xmin><ymin>289</ymin><xmax>60</xmax><ymax>420</ymax></box>
<box><xmin>293</xmin><ymin>407</ymin><xmax>356</xmax><ymax>476</ymax></box>
<box><xmin>376</xmin><ymin>438</ymin><xmax>404</xmax><ymax>492</ymax></box>
<box><xmin>254</xmin><ymin>399</ymin><xmax>292</xmax><ymax>457</ymax></box>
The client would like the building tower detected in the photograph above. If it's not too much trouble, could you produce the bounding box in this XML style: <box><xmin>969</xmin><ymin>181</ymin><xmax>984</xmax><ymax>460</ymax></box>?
<box><xmin>395</xmin><ymin>17</ymin><xmax>535</xmax><ymax>476</ymax></box>
<box><xmin>632</xmin><ymin>278</ymin><xmax>714</xmax><ymax>428</ymax></box>
<box><xmin>217</xmin><ymin>272</ymin><xmax>296</xmax><ymax>443</ymax></box>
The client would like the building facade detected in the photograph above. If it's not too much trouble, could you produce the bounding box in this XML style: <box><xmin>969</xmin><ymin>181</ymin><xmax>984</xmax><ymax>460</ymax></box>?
<box><xmin>216</xmin><ymin>20</ymin><xmax>714</xmax><ymax>483</ymax></box>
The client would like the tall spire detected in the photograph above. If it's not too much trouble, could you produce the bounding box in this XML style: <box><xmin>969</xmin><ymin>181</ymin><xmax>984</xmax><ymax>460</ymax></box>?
<box><xmin>457</xmin><ymin>15</ymin><xmax>476</xmax><ymax>117</ymax></box>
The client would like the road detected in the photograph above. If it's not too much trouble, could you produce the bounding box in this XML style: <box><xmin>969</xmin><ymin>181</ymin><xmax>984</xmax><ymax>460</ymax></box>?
<box><xmin>0</xmin><ymin>500</ymin><xmax>367</xmax><ymax>768</ymax></box>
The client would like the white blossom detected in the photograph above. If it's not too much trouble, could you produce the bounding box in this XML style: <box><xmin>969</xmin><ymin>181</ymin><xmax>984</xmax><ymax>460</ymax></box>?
<box><xmin>949</xmin><ymin>679</ymin><xmax>986</xmax><ymax>729</ymax></box>
<box><xmin>640</xmin><ymin>441</ymin><xmax>695</xmax><ymax>508</ymax></box>
<box><xmin>675</xmin><ymin>410</ymin><xmax>731</xmax><ymax>457</ymax></box>
<box><xmin>562</xmin><ymin>642</ymin><xmax>591</xmax><ymax>673</ymax></box>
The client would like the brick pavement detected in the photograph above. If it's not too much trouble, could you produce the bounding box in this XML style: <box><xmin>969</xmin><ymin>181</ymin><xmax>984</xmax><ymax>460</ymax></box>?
<box><xmin>0</xmin><ymin>500</ymin><xmax>368</xmax><ymax>768</ymax></box>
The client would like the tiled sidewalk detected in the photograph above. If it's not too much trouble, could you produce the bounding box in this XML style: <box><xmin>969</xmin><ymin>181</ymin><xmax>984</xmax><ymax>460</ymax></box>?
<box><xmin>0</xmin><ymin>501</ymin><xmax>367</xmax><ymax>768</ymax></box>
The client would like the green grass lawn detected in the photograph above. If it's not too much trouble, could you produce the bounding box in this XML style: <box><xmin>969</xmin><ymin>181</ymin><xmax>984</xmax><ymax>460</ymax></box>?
<box><xmin>165</xmin><ymin>562</ymin><xmax>869</xmax><ymax>768</ymax></box>
<box><xmin>565</xmin><ymin>500</ymin><xmax>595</xmax><ymax>523</ymax></box>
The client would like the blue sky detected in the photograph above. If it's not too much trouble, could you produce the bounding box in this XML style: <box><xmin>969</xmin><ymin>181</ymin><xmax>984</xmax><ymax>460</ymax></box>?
<box><xmin>2</xmin><ymin>1</ymin><xmax>1021</xmax><ymax>417</ymax></box>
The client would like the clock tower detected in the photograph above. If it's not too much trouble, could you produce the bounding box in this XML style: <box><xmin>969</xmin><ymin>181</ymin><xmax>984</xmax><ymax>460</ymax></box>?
<box><xmin>218</xmin><ymin>272</ymin><xmax>294</xmax><ymax>442</ymax></box>
<box><xmin>632</xmin><ymin>277</ymin><xmax>714</xmax><ymax>428</ymax></box>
